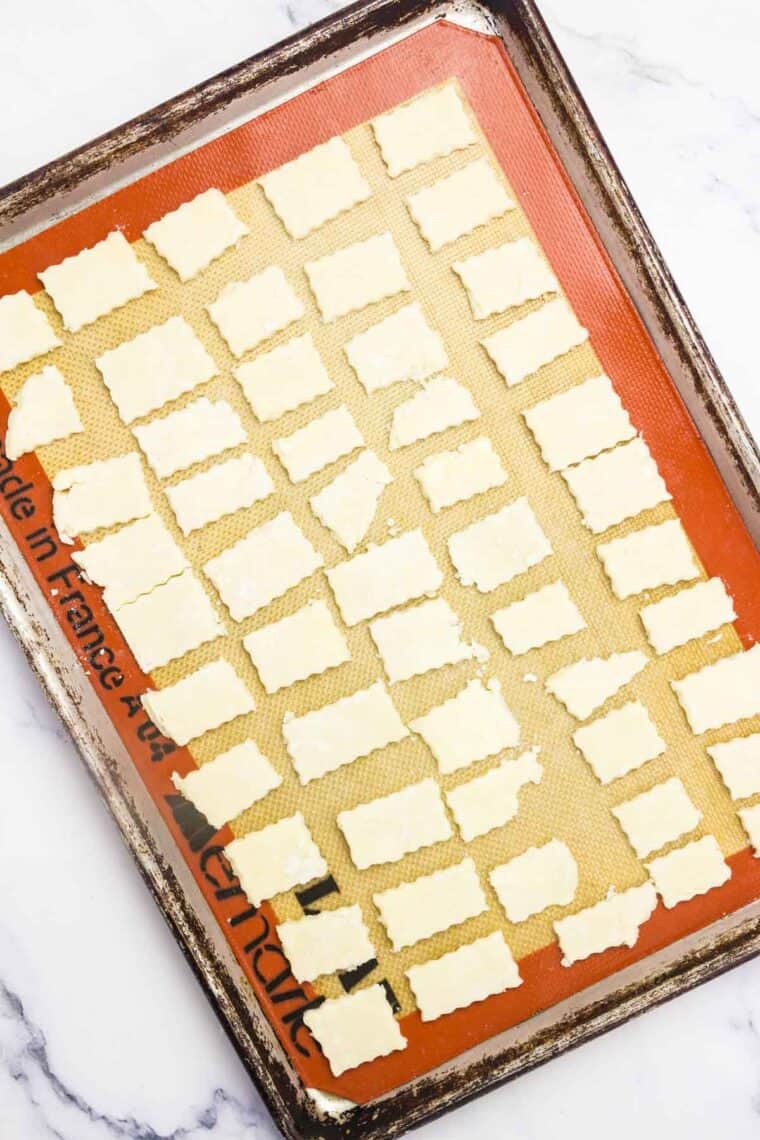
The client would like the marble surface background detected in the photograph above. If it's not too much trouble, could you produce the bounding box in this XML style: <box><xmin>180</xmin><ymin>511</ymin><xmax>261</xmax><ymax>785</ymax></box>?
<box><xmin>1</xmin><ymin>2</ymin><xmax>759</xmax><ymax>1136</ymax></box>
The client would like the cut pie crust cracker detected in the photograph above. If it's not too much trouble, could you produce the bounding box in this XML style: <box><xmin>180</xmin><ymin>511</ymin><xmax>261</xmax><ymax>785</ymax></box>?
<box><xmin>112</xmin><ymin>569</ymin><xmax>224</xmax><ymax>672</ymax></box>
<box><xmin>142</xmin><ymin>658</ymin><xmax>254</xmax><ymax>745</ymax></box>
<box><xmin>389</xmin><ymin>376</ymin><xmax>480</xmax><ymax>450</ymax></box>
<box><xmin>272</xmin><ymin>405</ymin><xmax>363</xmax><ymax>483</ymax></box>
<box><xmin>554</xmin><ymin>883</ymin><xmax>657</xmax><ymax>966</ymax></box>
<box><xmin>448</xmin><ymin>497</ymin><xmax>552</xmax><ymax>592</ymax></box>
<box><xmin>39</xmin><ymin>231</ymin><xmax>155</xmax><ymax>332</ymax></box>
<box><xmin>133</xmin><ymin>397</ymin><xmax>245</xmax><ymax>479</ymax></box>
<box><xmin>225</xmin><ymin>812</ymin><xmax>327</xmax><ymax>906</ymax></box>
<box><xmin>415</xmin><ymin>436</ymin><xmax>507</xmax><ymax>513</ymax></box>
<box><xmin>612</xmin><ymin>777</ymin><xmax>701</xmax><ymax>859</ymax></box>
<box><xmin>453</xmin><ymin>237</ymin><xmax>558</xmax><ymax>320</ymax></box>
<box><xmin>523</xmin><ymin>374</ymin><xmax>635</xmax><ymax>472</ymax></box>
<box><xmin>0</xmin><ymin>290</ymin><xmax>60</xmax><ymax>374</ymax></box>
<box><xmin>490</xmin><ymin>839</ymin><xmax>578</xmax><ymax>923</ymax></box>
<box><xmin>707</xmin><ymin>734</ymin><xmax>760</xmax><ymax>800</ymax></box>
<box><xmin>243</xmin><ymin>599</ymin><xmax>349</xmax><ymax>693</ymax></box>
<box><xmin>277</xmin><ymin>905</ymin><xmax>375</xmax><ymax>983</ymax></box>
<box><xmin>172</xmin><ymin>740</ymin><xmax>281</xmax><ymax>828</ymax></box>
<box><xmin>309</xmin><ymin>450</ymin><xmax>392</xmax><ymax>552</ymax></box>
<box><xmin>369</xmin><ymin>597</ymin><xmax>472</xmax><ymax>683</ymax></box>
<box><xmin>303</xmin><ymin>984</ymin><xmax>405</xmax><ymax>1077</ymax></box>
<box><xmin>446</xmin><ymin>750</ymin><xmax>542</xmax><ymax>841</ymax></box>
<box><xmin>596</xmin><ymin>518</ymin><xmax>700</xmax><ymax>600</ymax></box>
<box><xmin>52</xmin><ymin>453</ymin><xmax>152</xmax><ymax>543</ymax></box>
<box><xmin>406</xmin><ymin>931</ymin><xmax>521</xmax><ymax>1022</ymax></box>
<box><xmin>671</xmin><ymin>644</ymin><xmax>760</xmax><ymax>734</ymax></box>
<box><xmin>166</xmin><ymin>453</ymin><xmax>274</xmax><ymax>536</ymax></box>
<box><xmin>738</xmin><ymin>804</ymin><xmax>760</xmax><ymax>856</ymax></box>
<box><xmin>562</xmin><ymin>438</ymin><xmax>670</xmax><ymax>534</ymax></box>
<box><xmin>260</xmin><ymin>136</ymin><xmax>371</xmax><ymax>239</ymax></box>
<box><xmin>410</xmin><ymin>678</ymin><xmax>520</xmax><ymax>775</ymax></box>
<box><xmin>207</xmin><ymin>266</ymin><xmax>304</xmax><ymax>357</ymax></box>
<box><xmin>491</xmin><ymin>581</ymin><xmax>586</xmax><ymax>655</ymax></box>
<box><xmin>645</xmin><ymin>835</ymin><xmax>730</xmax><ymax>908</ymax></box>
<box><xmin>305</xmin><ymin>232</ymin><xmax>410</xmax><ymax>322</ymax></box>
<box><xmin>233</xmin><ymin>333</ymin><xmax>333</xmax><ymax>422</ymax></box>
<box><xmin>372</xmin><ymin>84</ymin><xmax>476</xmax><ymax>177</ymax></box>
<box><xmin>5</xmin><ymin>365</ymin><xmax>83</xmax><ymax>460</ymax></box>
<box><xmin>374</xmin><ymin>858</ymin><xmax>487</xmax><ymax>951</ymax></box>
<box><xmin>345</xmin><ymin>302</ymin><xmax>447</xmax><ymax>393</ymax></box>
<box><xmin>481</xmin><ymin>297</ymin><xmax>588</xmax><ymax>387</ymax></box>
<box><xmin>545</xmin><ymin>650</ymin><xmax>649</xmax><ymax>721</ymax></box>
<box><xmin>337</xmin><ymin>778</ymin><xmax>451</xmax><ymax>870</ymax></box>
<box><xmin>573</xmin><ymin>700</ymin><xmax>666</xmax><ymax>784</ymax></box>
<box><xmin>143</xmin><ymin>188</ymin><xmax>248</xmax><ymax>281</ymax></box>
<box><xmin>406</xmin><ymin>158</ymin><xmax>514</xmax><ymax>251</ymax></box>
<box><xmin>639</xmin><ymin>577</ymin><xmax>735</xmax><ymax>655</ymax></box>
<box><xmin>326</xmin><ymin>528</ymin><xmax>442</xmax><ymax>626</ymax></box>
<box><xmin>73</xmin><ymin>513</ymin><xmax>188</xmax><ymax>608</ymax></box>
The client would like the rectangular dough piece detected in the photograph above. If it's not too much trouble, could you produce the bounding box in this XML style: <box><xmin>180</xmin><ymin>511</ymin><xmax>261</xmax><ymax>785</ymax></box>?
<box><xmin>0</xmin><ymin>290</ymin><xmax>60</xmax><ymax>373</ymax></box>
<box><xmin>545</xmin><ymin>650</ymin><xmax>649</xmax><ymax>721</ymax></box>
<box><xmin>707</xmin><ymin>734</ymin><xmax>760</xmax><ymax>800</ymax></box>
<box><xmin>410</xmin><ymin>679</ymin><xmax>520</xmax><ymax>775</ymax></box>
<box><xmin>277</xmin><ymin>905</ymin><xmax>375</xmax><ymax>983</ymax></box>
<box><xmin>133</xmin><ymin>397</ymin><xmax>246</xmax><ymax>479</ymax></box>
<box><xmin>446</xmin><ymin>750</ymin><xmax>543</xmax><ymax>842</ymax></box>
<box><xmin>406</xmin><ymin>158</ymin><xmax>514</xmax><ymax>251</ymax></box>
<box><xmin>283</xmin><ymin>681</ymin><xmax>408</xmax><ymax>785</ymax></box>
<box><xmin>612</xmin><ymin>777</ymin><xmax>701</xmax><ymax>859</ymax></box>
<box><xmin>639</xmin><ymin>577</ymin><xmax>735</xmax><ymax>655</ymax></box>
<box><xmin>454</xmin><ymin>238</ymin><xmax>558</xmax><ymax>320</ymax></box>
<box><xmin>672</xmin><ymin>645</ymin><xmax>760</xmax><ymax>734</ymax></box>
<box><xmin>415</xmin><ymin>436</ymin><xmax>507</xmax><ymax>513</ymax></box>
<box><xmin>143</xmin><ymin>188</ymin><xmax>248</xmax><ymax>281</ymax></box>
<box><xmin>406</xmin><ymin>932</ymin><xmax>521</xmax><ymax>1022</ymax></box>
<box><xmin>95</xmin><ymin>316</ymin><xmax>218</xmax><ymax>424</ymax></box>
<box><xmin>305</xmin><ymin>232</ymin><xmax>410</xmax><ymax>322</ymax></box>
<box><xmin>369</xmin><ymin>598</ymin><xmax>472</xmax><ymax>683</ymax></box>
<box><xmin>573</xmin><ymin>701</ymin><xmax>666</xmax><ymax>785</ymax></box>
<box><xmin>326</xmin><ymin>529</ymin><xmax>442</xmax><ymax>626</ymax></box>
<box><xmin>272</xmin><ymin>405</ymin><xmax>363</xmax><ymax>483</ymax></box>
<box><xmin>166</xmin><ymin>453</ymin><xmax>274</xmax><ymax>536</ymax></box>
<box><xmin>562</xmin><ymin>438</ymin><xmax>671</xmax><ymax>534</ymax></box>
<box><xmin>260</xmin><ymin>136</ymin><xmax>371</xmax><ymax>239</ymax></box>
<box><xmin>372</xmin><ymin>84</ymin><xmax>476</xmax><ymax>177</ymax></box>
<box><xmin>142</xmin><ymin>659</ymin><xmax>254</xmax><ymax>745</ymax></box>
<box><xmin>482</xmin><ymin>297</ymin><xmax>588</xmax><ymax>387</ymax></box>
<box><xmin>233</xmin><ymin>333</ymin><xmax>333</xmax><ymax>422</ymax></box>
<box><xmin>523</xmin><ymin>374</ymin><xmax>636</xmax><ymax>472</ymax></box>
<box><xmin>389</xmin><ymin>376</ymin><xmax>480</xmax><ymax>450</ymax></box>
<box><xmin>646</xmin><ymin>835</ymin><xmax>730</xmax><ymax>908</ymax></box>
<box><xmin>303</xmin><ymin>985</ymin><xmax>406</xmax><ymax>1077</ymax></box>
<box><xmin>448</xmin><ymin>497</ymin><xmax>552</xmax><ymax>592</ymax></box>
<box><xmin>374</xmin><ymin>858</ymin><xmax>487</xmax><ymax>951</ymax></box>
<box><xmin>52</xmin><ymin>453</ymin><xmax>152</xmax><ymax>543</ymax></box>
<box><xmin>5</xmin><ymin>365</ymin><xmax>83</xmax><ymax>460</ymax></box>
<box><xmin>345</xmin><ymin>302</ymin><xmax>448</xmax><ymax>393</ymax></box>
<box><xmin>112</xmin><ymin>570</ymin><xmax>224</xmax><ymax>673</ymax></box>
<box><xmin>204</xmin><ymin>511</ymin><xmax>323</xmax><ymax>622</ymax></box>
<box><xmin>206</xmin><ymin>266</ymin><xmax>304</xmax><ymax>357</ymax></box>
<box><xmin>738</xmin><ymin>804</ymin><xmax>760</xmax><ymax>856</ymax></box>
<box><xmin>491</xmin><ymin>581</ymin><xmax>586</xmax><ymax>656</ymax></box>
<box><xmin>309</xmin><ymin>450</ymin><xmax>391</xmax><ymax>552</ymax></box>
<box><xmin>554</xmin><ymin>883</ymin><xmax>657</xmax><ymax>966</ymax></box>
<box><xmin>337</xmin><ymin>778</ymin><xmax>451</xmax><ymax>870</ymax></box>
<box><xmin>243</xmin><ymin>599</ymin><xmax>349</xmax><ymax>693</ymax></box>
<box><xmin>596</xmin><ymin>518</ymin><xmax>700</xmax><ymax>600</ymax></box>
<box><xmin>490</xmin><ymin>840</ymin><xmax>578</xmax><ymax>923</ymax></box>
<box><xmin>39</xmin><ymin>231</ymin><xmax>155</xmax><ymax>332</ymax></box>
<box><xmin>73</xmin><ymin>513</ymin><xmax>188</xmax><ymax>609</ymax></box>
<box><xmin>172</xmin><ymin>740</ymin><xmax>281</xmax><ymax>829</ymax></box>
<box><xmin>225</xmin><ymin>812</ymin><xmax>327</xmax><ymax>907</ymax></box>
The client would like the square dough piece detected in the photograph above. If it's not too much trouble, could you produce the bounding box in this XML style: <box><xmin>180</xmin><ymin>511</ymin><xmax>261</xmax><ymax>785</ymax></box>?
<box><xmin>492</xmin><ymin>581</ymin><xmax>586</xmax><ymax>656</ymax></box>
<box><xmin>133</xmin><ymin>397</ymin><xmax>246</xmax><ymax>479</ymax></box>
<box><xmin>523</xmin><ymin>374</ymin><xmax>636</xmax><ymax>472</ymax></box>
<box><xmin>95</xmin><ymin>316</ymin><xmax>218</xmax><ymax>424</ymax></box>
<box><xmin>166</xmin><ymin>453</ymin><xmax>274</xmax><ymax>536</ymax></box>
<box><xmin>410</xmin><ymin>679</ymin><xmax>520</xmax><ymax>775</ymax></box>
<box><xmin>172</xmin><ymin>740</ymin><xmax>281</xmax><ymax>829</ymax></box>
<box><xmin>142</xmin><ymin>659</ymin><xmax>254</xmax><ymax>745</ymax></box>
<box><xmin>448</xmin><ymin>497</ymin><xmax>552</xmax><ymax>592</ymax></box>
<box><xmin>596</xmin><ymin>518</ymin><xmax>700</xmax><ymax>600</ymax></box>
<box><xmin>112</xmin><ymin>570</ymin><xmax>224</xmax><ymax>673</ymax></box>
<box><xmin>260</xmin><ymin>136</ymin><xmax>371</xmax><ymax>239</ymax></box>
<box><xmin>453</xmin><ymin>237</ymin><xmax>558</xmax><ymax>320</ymax></box>
<box><xmin>143</xmin><ymin>188</ymin><xmax>248</xmax><ymax>281</ymax></box>
<box><xmin>225</xmin><ymin>812</ymin><xmax>327</xmax><ymax>907</ymax></box>
<box><xmin>554</xmin><ymin>883</ymin><xmax>657</xmax><ymax>966</ymax></box>
<box><xmin>446</xmin><ymin>750</ymin><xmax>543</xmax><ymax>842</ymax></box>
<box><xmin>272</xmin><ymin>405</ymin><xmax>363</xmax><ymax>483</ymax></box>
<box><xmin>0</xmin><ymin>291</ymin><xmax>60</xmax><ymax>373</ymax></box>
<box><xmin>407</xmin><ymin>932</ymin><xmax>521</xmax><ymax>1022</ymax></box>
<box><xmin>73</xmin><ymin>513</ymin><xmax>188</xmax><ymax>608</ymax></box>
<box><xmin>562</xmin><ymin>438</ymin><xmax>671</xmax><ymax>534</ymax></box>
<box><xmin>39</xmin><ymin>231</ymin><xmax>155</xmax><ymax>332</ymax></box>
<box><xmin>204</xmin><ymin>511</ymin><xmax>323</xmax><ymax>622</ymax></box>
<box><xmin>234</xmin><ymin>334</ymin><xmax>333</xmax><ymax>422</ymax></box>
<box><xmin>243</xmin><ymin>599</ymin><xmax>349</xmax><ymax>693</ymax></box>
<box><xmin>738</xmin><ymin>804</ymin><xmax>760</xmax><ymax>856</ymax></box>
<box><xmin>612</xmin><ymin>777</ymin><xmax>701</xmax><ymax>859</ymax></box>
<box><xmin>283</xmin><ymin>681</ymin><xmax>408</xmax><ymax>785</ymax></box>
<box><xmin>309</xmin><ymin>450</ymin><xmax>392</xmax><ymax>553</ymax></box>
<box><xmin>345</xmin><ymin>302</ymin><xmax>448</xmax><ymax>393</ymax></box>
<box><xmin>372</xmin><ymin>84</ymin><xmax>476</xmax><ymax>177</ymax></box>
<box><xmin>671</xmin><ymin>644</ymin><xmax>760</xmax><ymax>734</ymax></box>
<box><xmin>490</xmin><ymin>840</ymin><xmax>578</xmax><ymax>923</ymax></box>
<box><xmin>646</xmin><ymin>835</ymin><xmax>730</xmax><ymax>908</ymax></box>
<box><xmin>305</xmin><ymin>232</ymin><xmax>410</xmax><ymax>323</ymax></box>
<box><xmin>337</xmin><ymin>778</ymin><xmax>451</xmax><ymax>870</ymax></box>
<box><xmin>573</xmin><ymin>701</ymin><xmax>666</xmax><ymax>784</ymax></box>
<box><xmin>639</xmin><ymin>577</ymin><xmax>735</xmax><ymax>654</ymax></box>
<box><xmin>707</xmin><ymin>734</ymin><xmax>760</xmax><ymax>800</ymax></box>
<box><xmin>303</xmin><ymin>985</ymin><xmax>406</xmax><ymax>1077</ymax></box>
<box><xmin>389</xmin><ymin>376</ymin><xmax>480</xmax><ymax>450</ymax></box>
<box><xmin>5</xmin><ymin>365</ymin><xmax>83</xmax><ymax>460</ymax></box>
<box><xmin>277</xmin><ymin>905</ymin><xmax>375</xmax><ymax>983</ymax></box>
<box><xmin>52</xmin><ymin>453</ymin><xmax>152</xmax><ymax>542</ymax></box>
<box><xmin>545</xmin><ymin>650</ymin><xmax>649</xmax><ymax>721</ymax></box>
<box><xmin>326</xmin><ymin>529</ymin><xmax>442</xmax><ymax>626</ymax></box>
<box><xmin>374</xmin><ymin>858</ymin><xmax>487</xmax><ymax>951</ymax></box>
<box><xmin>369</xmin><ymin>598</ymin><xmax>472</xmax><ymax>683</ymax></box>
<box><xmin>206</xmin><ymin>266</ymin><xmax>304</xmax><ymax>357</ymax></box>
<box><xmin>415</xmin><ymin>436</ymin><xmax>507</xmax><ymax>513</ymax></box>
<box><xmin>406</xmin><ymin>158</ymin><xmax>514</xmax><ymax>251</ymax></box>
<box><xmin>482</xmin><ymin>297</ymin><xmax>588</xmax><ymax>387</ymax></box>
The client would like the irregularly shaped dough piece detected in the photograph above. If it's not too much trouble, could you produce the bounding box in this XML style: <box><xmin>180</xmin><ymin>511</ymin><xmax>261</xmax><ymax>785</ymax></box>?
<box><xmin>639</xmin><ymin>577</ymin><xmax>735</xmax><ymax>655</ymax></box>
<box><xmin>277</xmin><ymin>905</ymin><xmax>375</xmax><ymax>983</ymax></box>
<box><xmin>337</xmin><ymin>778</ymin><xmax>451</xmax><ymax>870</ymax></box>
<box><xmin>446</xmin><ymin>750</ymin><xmax>543</xmax><ymax>842</ymax></box>
<box><xmin>204</xmin><ymin>511</ymin><xmax>323</xmax><ymax>622</ymax></box>
<box><xmin>707</xmin><ymin>734</ymin><xmax>760</xmax><ymax>800</ymax></box>
<box><xmin>39</xmin><ymin>231</ymin><xmax>155</xmax><ymax>332</ymax></box>
<box><xmin>490</xmin><ymin>840</ymin><xmax>578</xmax><ymax>923</ymax></box>
<box><xmin>597</xmin><ymin>519</ymin><xmax>700</xmax><ymax>600</ymax></box>
<box><xmin>370</xmin><ymin>598</ymin><xmax>472</xmax><ymax>683</ymax></box>
<box><xmin>0</xmin><ymin>290</ymin><xmax>60</xmax><ymax>373</ymax></box>
<box><xmin>523</xmin><ymin>375</ymin><xmax>636</xmax><ymax>472</ymax></box>
<box><xmin>372</xmin><ymin>84</ymin><xmax>476</xmax><ymax>177</ymax></box>
<box><xmin>374</xmin><ymin>858</ymin><xmax>487</xmax><ymax>951</ymax></box>
<box><xmin>326</xmin><ymin>529</ymin><xmax>442</xmax><ymax>626</ymax></box>
<box><xmin>415</xmin><ymin>436</ymin><xmax>507</xmax><ymax>513</ymax></box>
<box><xmin>303</xmin><ymin>985</ymin><xmax>406</xmax><ymax>1077</ymax></box>
<box><xmin>309</xmin><ymin>450</ymin><xmax>392</xmax><ymax>552</ymax></box>
<box><xmin>448</xmin><ymin>497</ymin><xmax>552</xmax><ymax>592</ymax></box>
<box><xmin>73</xmin><ymin>513</ymin><xmax>188</xmax><ymax>608</ymax></box>
<box><xmin>573</xmin><ymin>701</ymin><xmax>665</xmax><ymax>784</ymax></box>
<box><xmin>305</xmin><ymin>232</ymin><xmax>410</xmax><ymax>322</ymax></box>
<box><xmin>225</xmin><ymin>812</ymin><xmax>327</xmax><ymax>907</ymax></box>
<box><xmin>453</xmin><ymin>238</ymin><xmax>558</xmax><ymax>320</ymax></box>
<box><xmin>554</xmin><ymin>883</ymin><xmax>657</xmax><ymax>966</ymax></box>
<box><xmin>272</xmin><ymin>405</ymin><xmax>363</xmax><ymax>483</ymax></box>
<box><xmin>671</xmin><ymin>645</ymin><xmax>760</xmax><ymax>734</ymax></box>
<box><xmin>646</xmin><ymin>835</ymin><xmax>730</xmax><ymax>908</ymax></box>
<box><xmin>52</xmin><ymin>453</ymin><xmax>152</xmax><ymax>543</ymax></box>
<box><xmin>207</xmin><ymin>266</ymin><xmax>304</xmax><ymax>356</ymax></box>
<box><xmin>133</xmin><ymin>397</ymin><xmax>246</xmax><ymax>479</ymax></box>
<box><xmin>260</xmin><ymin>137</ymin><xmax>371</xmax><ymax>238</ymax></box>
<box><xmin>738</xmin><ymin>804</ymin><xmax>760</xmax><ymax>856</ymax></box>
<box><xmin>243</xmin><ymin>599</ymin><xmax>349</xmax><ymax>693</ymax></box>
<box><xmin>166</xmin><ymin>453</ymin><xmax>273</xmax><ymax>536</ymax></box>
<box><xmin>233</xmin><ymin>334</ymin><xmax>333</xmax><ymax>422</ymax></box>
<box><xmin>482</xmin><ymin>297</ymin><xmax>588</xmax><ymax>387</ymax></box>
<box><xmin>406</xmin><ymin>158</ymin><xmax>514</xmax><ymax>251</ymax></box>
<box><xmin>95</xmin><ymin>316</ymin><xmax>218</xmax><ymax>424</ymax></box>
<box><xmin>143</xmin><ymin>188</ymin><xmax>248</xmax><ymax>281</ymax></box>
<box><xmin>345</xmin><ymin>303</ymin><xmax>448</xmax><ymax>393</ymax></box>
<box><xmin>612</xmin><ymin>777</ymin><xmax>701</xmax><ymax>859</ymax></box>
<box><xmin>172</xmin><ymin>740</ymin><xmax>281</xmax><ymax>828</ymax></box>
<box><xmin>113</xmin><ymin>570</ymin><xmax>224</xmax><ymax>672</ymax></box>
<box><xmin>410</xmin><ymin>679</ymin><xmax>520</xmax><ymax>775</ymax></box>
<box><xmin>389</xmin><ymin>376</ymin><xmax>480</xmax><ymax>450</ymax></box>
<box><xmin>5</xmin><ymin>365</ymin><xmax>83</xmax><ymax>460</ymax></box>
<box><xmin>545</xmin><ymin>650</ymin><xmax>649</xmax><ymax>721</ymax></box>
<box><xmin>491</xmin><ymin>581</ymin><xmax>586</xmax><ymax>655</ymax></box>
<box><xmin>142</xmin><ymin>659</ymin><xmax>254</xmax><ymax>745</ymax></box>
<box><xmin>407</xmin><ymin>932</ymin><xmax>521</xmax><ymax>1022</ymax></box>
<box><xmin>562</xmin><ymin>438</ymin><xmax>670</xmax><ymax>534</ymax></box>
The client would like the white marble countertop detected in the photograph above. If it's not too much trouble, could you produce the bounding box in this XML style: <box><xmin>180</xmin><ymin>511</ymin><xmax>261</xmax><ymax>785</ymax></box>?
<box><xmin>1</xmin><ymin>2</ymin><xmax>759</xmax><ymax>1137</ymax></box>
